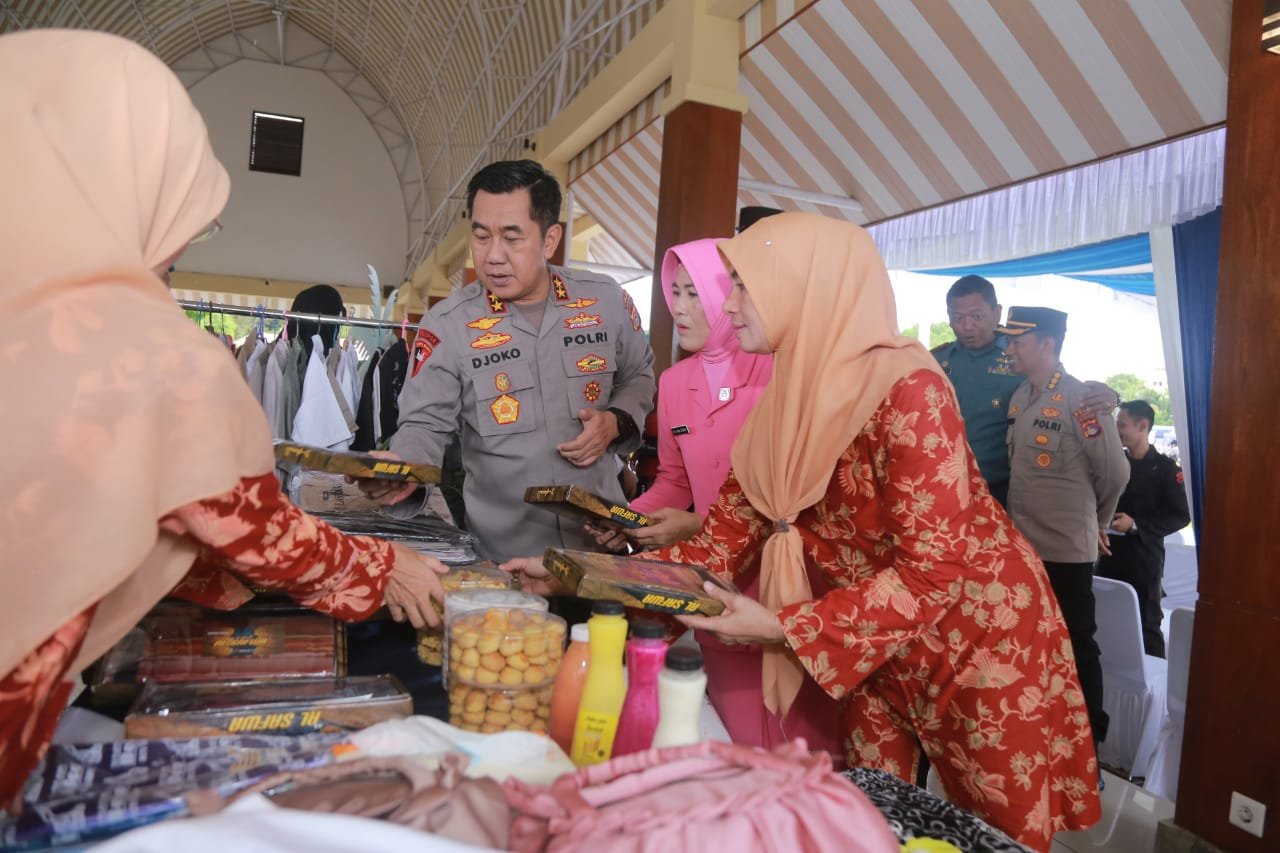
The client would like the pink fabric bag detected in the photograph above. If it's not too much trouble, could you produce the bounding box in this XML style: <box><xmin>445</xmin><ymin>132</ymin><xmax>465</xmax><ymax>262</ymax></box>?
<box><xmin>502</xmin><ymin>739</ymin><xmax>897</xmax><ymax>853</ymax></box>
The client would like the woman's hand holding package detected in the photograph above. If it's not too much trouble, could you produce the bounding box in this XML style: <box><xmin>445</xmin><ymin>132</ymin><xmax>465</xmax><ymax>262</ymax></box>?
<box><xmin>676</xmin><ymin>582</ymin><xmax>786</xmax><ymax>645</ymax></box>
<box><xmin>500</xmin><ymin>557</ymin><xmax>569</xmax><ymax>597</ymax></box>
<box><xmin>584</xmin><ymin>522</ymin><xmax>630</xmax><ymax>553</ymax></box>
<box><xmin>384</xmin><ymin>544</ymin><xmax>450</xmax><ymax>628</ymax></box>
<box><xmin>627</xmin><ymin>507</ymin><xmax>702</xmax><ymax>548</ymax></box>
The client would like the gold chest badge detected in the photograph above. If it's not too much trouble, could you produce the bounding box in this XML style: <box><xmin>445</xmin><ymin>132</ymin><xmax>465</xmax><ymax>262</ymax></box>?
<box><xmin>576</xmin><ymin>353</ymin><xmax>608</xmax><ymax>373</ymax></box>
<box><xmin>490</xmin><ymin>394</ymin><xmax>520</xmax><ymax>425</ymax></box>
<box><xmin>471</xmin><ymin>331</ymin><xmax>513</xmax><ymax>350</ymax></box>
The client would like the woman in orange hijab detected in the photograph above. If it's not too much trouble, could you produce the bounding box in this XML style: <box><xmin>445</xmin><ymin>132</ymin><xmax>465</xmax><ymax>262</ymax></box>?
<box><xmin>0</xmin><ymin>30</ymin><xmax>447</xmax><ymax>808</ymax></box>
<box><xmin>509</xmin><ymin>213</ymin><xmax>1100</xmax><ymax>851</ymax></box>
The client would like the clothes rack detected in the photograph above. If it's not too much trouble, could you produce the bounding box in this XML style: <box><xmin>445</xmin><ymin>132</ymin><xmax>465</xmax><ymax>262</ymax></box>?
<box><xmin>176</xmin><ymin>299</ymin><xmax>413</xmax><ymax>332</ymax></box>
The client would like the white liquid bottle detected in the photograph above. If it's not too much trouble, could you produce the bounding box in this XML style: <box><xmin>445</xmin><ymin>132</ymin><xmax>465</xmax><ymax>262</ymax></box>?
<box><xmin>650</xmin><ymin>646</ymin><xmax>707</xmax><ymax>749</ymax></box>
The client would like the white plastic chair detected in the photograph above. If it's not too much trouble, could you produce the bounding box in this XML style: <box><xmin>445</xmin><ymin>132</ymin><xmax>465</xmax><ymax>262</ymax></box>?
<box><xmin>1144</xmin><ymin>607</ymin><xmax>1195</xmax><ymax>801</ymax></box>
<box><xmin>1092</xmin><ymin>576</ymin><xmax>1169</xmax><ymax>779</ymax></box>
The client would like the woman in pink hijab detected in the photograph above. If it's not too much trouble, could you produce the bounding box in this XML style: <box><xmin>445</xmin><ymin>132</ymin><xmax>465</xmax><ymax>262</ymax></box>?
<box><xmin>0</xmin><ymin>30</ymin><xmax>447</xmax><ymax>808</ymax></box>
<box><xmin>623</xmin><ymin>239</ymin><xmax>844</xmax><ymax>759</ymax></box>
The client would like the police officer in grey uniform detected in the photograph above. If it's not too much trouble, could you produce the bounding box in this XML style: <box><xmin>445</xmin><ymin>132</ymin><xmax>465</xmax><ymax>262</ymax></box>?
<box><xmin>1002</xmin><ymin>306</ymin><xmax>1129</xmax><ymax>747</ymax></box>
<box><xmin>931</xmin><ymin>276</ymin><xmax>1023</xmax><ymax>506</ymax></box>
<box><xmin>363</xmin><ymin>161</ymin><xmax>655</xmax><ymax>562</ymax></box>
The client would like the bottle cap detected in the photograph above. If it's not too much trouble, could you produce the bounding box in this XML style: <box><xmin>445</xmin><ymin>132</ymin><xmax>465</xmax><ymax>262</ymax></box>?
<box><xmin>631</xmin><ymin>620</ymin><xmax>665</xmax><ymax>639</ymax></box>
<box><xmin>591</xmin><ymin>599</ymin><xmax>625</xmax><ymax>616</ymax></box>
<box><xmin>665</xmin><ymin>646</ymin><xmax>703</xmax><ymax>672</ymax></box>
<box><xmin>570</xmin><ymin>623</ymin><xmax>590</xmax><ymax>644</ymax></box>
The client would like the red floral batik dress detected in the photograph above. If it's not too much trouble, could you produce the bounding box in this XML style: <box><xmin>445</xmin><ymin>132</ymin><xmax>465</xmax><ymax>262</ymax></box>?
<box><xmin>0</xmin><ymin>472</ymin><xmax>394</xmax><ymax>806</ymax></box>
<box><xmin>650</xmin><ymin>369</ymin><xmax>1100</xmax><ymax>852</ymax></box>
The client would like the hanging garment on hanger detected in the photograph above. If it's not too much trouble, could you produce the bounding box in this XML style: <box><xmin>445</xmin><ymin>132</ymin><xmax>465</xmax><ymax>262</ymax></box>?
<box><xmin>352</xmin><ymin>349</ymin><xmax>382</xmax><ymax>451</ymax></box>
<box><xmin>279</xmin><ymin>338</ymin><xmax>305</xmax><ymax>442</ymax></box>
<box><xmin>377</xmin><ymin>338</ymin><xmax>407</xmax><ymax>442</ymax></box>
<box><xmin>262</xmin><ymin>339</ymin><xmax>288</xmax><ymax>438</ymax></box>
<box><xmin>236</xmin><ymin>337</ymin><xmax>259</xmax><ymax>379</ymax></box>
<box><xmin>292</xmin><ymin>334</ymin><xmax>354</xmax><ymax>450</ymax></box>
<box><xmin>247</xmin><ymin>339</ymin><xmax>272</xmax><ymax>405</ymax></box>
<box><xmin>340</xmin><ymin>345</ymin><xmax>360</xmax><ymax>416</ymax></box>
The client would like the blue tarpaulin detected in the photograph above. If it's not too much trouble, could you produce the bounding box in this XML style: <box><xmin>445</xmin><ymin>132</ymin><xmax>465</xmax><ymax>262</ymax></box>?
<box><xmin>914</xmin><ymin>233</ymin><xmax>1154</xmax><ymax>296</ymax></box>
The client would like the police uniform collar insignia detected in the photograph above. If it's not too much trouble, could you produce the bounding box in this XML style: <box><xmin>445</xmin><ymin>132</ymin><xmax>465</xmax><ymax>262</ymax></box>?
<box><xmin>552</xmin><ymin>273</ymin><xmax>570</xmax><ymax>302</ymax></box>
<box><xmin>485</xmin><ymin>289</ymin><xmax>508</xmax><ymax>314</ymax></box>
<box><xmin>1046</xmin><ymin>370</ymin><xmax>1062</xmax><ymax>391</ymax></box>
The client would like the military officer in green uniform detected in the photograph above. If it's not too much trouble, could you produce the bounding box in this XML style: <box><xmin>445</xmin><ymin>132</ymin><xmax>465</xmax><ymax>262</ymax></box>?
<box><xmin>360</xmin><ymin>161</ymin><xmax>655</xmax><ymax>562</ymax></box>
<box><xmin>932</xmin><ymin>275</ymin><xmax>1121</xmax><ymax>507</ymax></box>
<box><xmin>931</xmin><ymin>276</ymin><xmax>1023</xmax><ymax>506</ymax></box>
<box><xmin>1002</xmin><ymin>306</ymin><xmax>1129</xmax><ymax>748</ymax></box>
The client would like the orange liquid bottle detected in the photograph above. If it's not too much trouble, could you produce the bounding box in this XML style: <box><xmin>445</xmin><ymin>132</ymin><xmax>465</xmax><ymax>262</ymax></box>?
<box><xmin>549</xmin><ymin>623</ymin><xmax>591</xmax><ymax>754</ymax></box>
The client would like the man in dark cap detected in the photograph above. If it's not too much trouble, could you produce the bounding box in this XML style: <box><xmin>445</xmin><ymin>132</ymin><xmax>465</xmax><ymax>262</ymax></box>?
<box><xmin>1002</xmin><ymin>306</ymin><xmax>1130</xmax><ymax>749</ymax></box>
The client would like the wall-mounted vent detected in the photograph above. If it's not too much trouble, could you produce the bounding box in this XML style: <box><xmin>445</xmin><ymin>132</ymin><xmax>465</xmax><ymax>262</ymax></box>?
<box><xmin>250</xmin><ymin>110</ymin><xmax>304</xmax><ymax>176</ymax></box>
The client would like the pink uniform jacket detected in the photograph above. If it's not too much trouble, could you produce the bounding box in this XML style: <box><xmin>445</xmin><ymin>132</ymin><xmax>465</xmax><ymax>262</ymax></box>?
<box><xmin>629</xmin><ymin>238</ymin><xmax>843</xmax><ymax>760</ymax></box>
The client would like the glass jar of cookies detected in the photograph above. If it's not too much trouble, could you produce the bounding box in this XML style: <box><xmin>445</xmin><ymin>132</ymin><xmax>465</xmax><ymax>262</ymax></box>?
<box><xmin>415</xmin><ymin>563</ymin><xmax>513</xmax><ymax>666</ymax></box>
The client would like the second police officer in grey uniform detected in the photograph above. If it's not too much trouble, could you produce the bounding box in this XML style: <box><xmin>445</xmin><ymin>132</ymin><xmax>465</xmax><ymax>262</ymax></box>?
<box><xmin>365</xmin><ymin>160</ymin><xmax>655</xmax><ymax>562</ymax></box>
<box><xmin>1002</xmin><ymin>306</ymin><xmax>1129</xmax><ymax>750</ymax></box>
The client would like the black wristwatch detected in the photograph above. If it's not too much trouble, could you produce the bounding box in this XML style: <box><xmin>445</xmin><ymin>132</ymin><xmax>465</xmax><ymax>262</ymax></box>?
<box><xmin>607</xmin><ymin>407</ymin><xmax>638</xmax><ymax>445</ymax></box>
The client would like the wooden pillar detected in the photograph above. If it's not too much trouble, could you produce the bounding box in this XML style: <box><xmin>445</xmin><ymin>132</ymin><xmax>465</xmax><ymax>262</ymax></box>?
<box><xmin>1172</xmin><ymin>1</ymin><xmax>1280</xmax><ymax>850</ymax></box>
<box><xmin>648</xmin><ymin>101</ymin><xmax>742</xmax><ymax>376</ymax></box>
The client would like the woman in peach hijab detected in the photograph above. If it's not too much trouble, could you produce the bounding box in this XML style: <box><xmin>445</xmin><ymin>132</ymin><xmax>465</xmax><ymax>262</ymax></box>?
<box><xmin>508</xmin><ymin>213</ymin><xmax>1100</xmax><ymax>851</ymax></box>
<box><xmin>0</xmin><ymin>30</ymin><xmax>447</xmax><ymax>807</ymax></box>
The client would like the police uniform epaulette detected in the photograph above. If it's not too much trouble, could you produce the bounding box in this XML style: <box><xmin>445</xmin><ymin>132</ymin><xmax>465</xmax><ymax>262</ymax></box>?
<box><xmin>430</xmin><ymin>281</ymin><xmax>485</xmax><ymax>317</ymax></box>
<box><xmin>551</xmin><ymin>265</ymin><xmax>616</xmax><ymax>289</ymax></box>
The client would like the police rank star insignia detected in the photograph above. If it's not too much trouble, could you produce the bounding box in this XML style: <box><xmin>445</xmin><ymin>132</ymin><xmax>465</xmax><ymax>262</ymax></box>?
<box><xmin>583</xmin><ymin>381</ymin><xmax>602</xmax><ymax>403</ymax></box>
<box><xmin>490</xmin><ymin>394</ymin><xmax>519</xmax><ymax>425</ymax></box>
<box><xmin>576</xmin><ymin>353</ymin><xmax>608</xmax><ymax>373</ymax></box>
<box><xmin>486</xmin><ymin>290</ymin><xmax>508</xmax><ymax>314</ymax></box>
<box><xmin>494</xmin><ymin>372</ymin><xmax>512</xmax><ymax>392</ymax></box>
<box><xmin>467</xmin><ymin>316</ymin><xmax>504</xmax><ymax>331</ymax></box>
<box><xmin>563</xmin><ymin>311</ymin><xmax>602</xmax><ymax>330</ymax></box>
<box><xmin>471</xmin><ymin>331</ymin><xmax>513</xmax><ymax>349</ymax></box>
<box><xmin>552</xmin><ymin>273</ymin><xmax>570</xmax><ymax>301</ymax></box>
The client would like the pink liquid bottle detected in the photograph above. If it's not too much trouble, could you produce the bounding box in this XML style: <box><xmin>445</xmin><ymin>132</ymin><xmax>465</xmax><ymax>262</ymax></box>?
<box><xmin>611</xmin><ymin>620</ymin><xmax>669</xmax><ymax>757</ymax></box>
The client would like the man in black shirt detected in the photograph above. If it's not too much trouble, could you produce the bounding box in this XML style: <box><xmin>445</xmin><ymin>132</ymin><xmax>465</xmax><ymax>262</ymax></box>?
<box><xmin>1096</xmin><ymin>400</ymin><xmax>1191</xmax><ymax>657</ymax></box>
